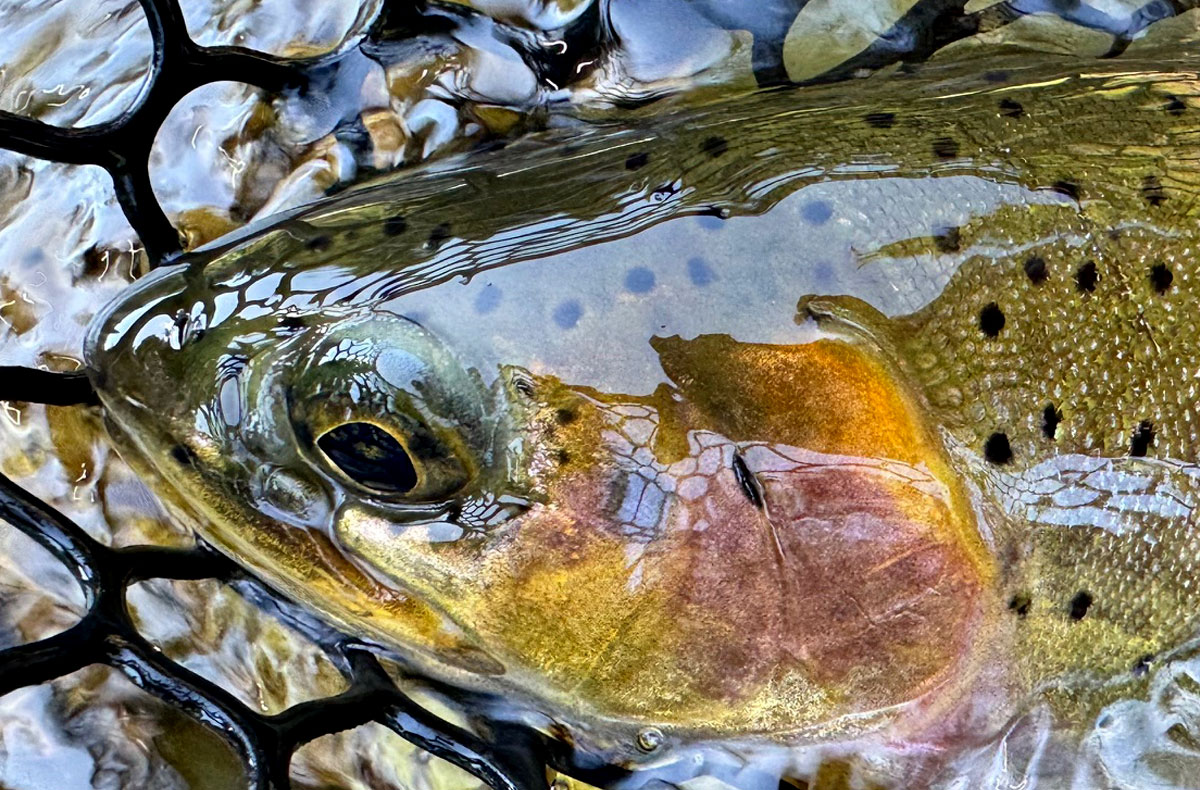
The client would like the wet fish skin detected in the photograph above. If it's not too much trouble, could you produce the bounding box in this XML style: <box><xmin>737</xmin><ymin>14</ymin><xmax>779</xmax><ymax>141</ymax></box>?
<box><xmin>84</xmin><ymin>44</ymin><xmax>1200</xmax><ymax>779</ymax></box>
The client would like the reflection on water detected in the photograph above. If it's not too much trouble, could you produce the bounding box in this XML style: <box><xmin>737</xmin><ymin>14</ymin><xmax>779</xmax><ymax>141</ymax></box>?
<box><xmin>0</xmin><ymin>0</ymin><xmax>153</xmax><ymax>127</ymax></box>
<box><xmin>0</xmin><ymin>520</ymin><xmax>84</xmax><ymax>648</ymax></box>
<box><xmin>292</xmin><ymin>722</ymin><xmax>482</xmax><ymax>790</ymax></box>
<box><xmin>127</xmin><ymin>578</ymin><xmax>350</xmax><ymax>712</ymax></box>
<box><xmin>0</xmin><ymin>664</ymin><xmax>246</xmax><ymax>790</ymax></box>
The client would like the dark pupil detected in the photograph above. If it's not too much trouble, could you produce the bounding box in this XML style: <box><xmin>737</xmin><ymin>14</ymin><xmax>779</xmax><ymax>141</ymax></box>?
<box><xmin>317</xmin><ymin>422</ymin><xmax>417</xmax><ymax>494</ymax></box>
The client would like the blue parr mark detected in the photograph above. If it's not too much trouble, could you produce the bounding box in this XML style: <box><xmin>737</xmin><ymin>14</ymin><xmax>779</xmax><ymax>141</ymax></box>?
<box><xmin>553</xmin><ymin>300</ymin><xmax>583</xmax><ymax>329</ymax></box>
<box><xmin>687</xmin><ymin>257</ymin><xmax>715</xmax><ymax>286</ymax></box>
<box><xmin>474</xmin><ymin>285</ymin><xmax>502</xmax><ymax>314</ymax></box>
<box><xmin>801</xmin><ymin>200</ymin><xmax>834</xmax><ymax>225</ymax></box>
<box><xmin>625</xmin><ymin>267</ymin><xmax>656</xmax><ymax>294</ymax></box>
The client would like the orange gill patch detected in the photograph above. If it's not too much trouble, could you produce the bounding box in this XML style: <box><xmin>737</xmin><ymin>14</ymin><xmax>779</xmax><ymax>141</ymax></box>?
<box><xmin>473</xmin><ymin>335</ymin><xmax>996</xmax><ymax>731</ymax></box>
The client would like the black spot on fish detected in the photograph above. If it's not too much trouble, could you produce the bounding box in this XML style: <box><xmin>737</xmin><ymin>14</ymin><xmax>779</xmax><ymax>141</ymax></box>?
<box><xmin>1042</xmin><ymin>404</ymin><xmax>1063</xmax><ymax>440</ymax></box>
<box><xmin>1130</xmin><ymin>420</ymin><xmax>1155</xmax><ymax>457</ymax></box>
<box><xmin>1132</xmin><ymin>654</ymin><xmax>1154</xmax><ymax>677</ymax></box>
<box><xmin>984</xmin><ymin>432</ymin><xmax>1012</xmax><ymax>465</ymax></box>
<box><xmin>999</xmin><ymin>98</ymin><xmax>1024</xmax><ymax>118</ymax></box>
<box><xmin>170</xmin><ymin>444</ymin><xmax>197</xmax><ymax>467</ymax></box>
<box><xmin>383</xmin><ymin>215</ymin><xmax>407</xmax><ymax>237</ymax></box>
<box><xmin>979</xmin><ymin>302</ymin><xmax>1005</xmax><ymax>337</ymax></box>
<box><xmin>1050</xmin><ymin>180</ymin><xmax>1080</xmax><ymax>200</ymax></box>
<box><xmin>1008</xmin><ymin>593</ymin><xmax>1031</xmax><ymax>617</ymax></box>
<box><xmin>731</xmin><ymin>452</ymin><xmax>764</xmax><ymax>509</ymax></box>
<box><xmin>932</xmin><ymin>137</ymin><xmax>959</xmax><ymax>159</ymax></box>
<box><xmin>1075</xmin><ymin>261</ymin><xmax>1098</xmax><ymax>293</ymax></box>
<box><xmin>864</xmin><ymin>112</ymin><xmax>895</xmax><ymax>129</ymax></box>
<box><xmin>426</xmin><ymin>223</ymin><xmax>451</xmax><ymax>251</ymax></box>
<box><xmin>1024</xmin><ymin>256</ymin><xmax>1048</xmax><ymax>284</ymax></box>
<box><xmin>933</xmin><ymin>225</ymin><xmax>961</xmax><ymax>253</ymax></box>
<box><xmin>1069</xmin><ymin>591</ymin><xmax>1093</xmax><ymax>621</ymax></box>
<box><xmin>555</xmin><ymin>408</ymin><xmax>577</xmax><ymax>425</ymax></box>
<box><xmin>1142</xmin><ymin>175</ymin><xmax>1167</xmax><ymax>206</ymax></box>
<box><xmin>701</xmin><ymin>136</ymin><xmax>728</xmax><ymax>158</ymax></box>
<box><xmin>625</xmin><ymin>152</ymin><xmax>650</xmax><ymax>171</ymax></box>
<box><xmin>305</xmin><ymin>235</ymin><xmax>332</xmax><ymax>252</ymax></box>
<box><xmin>801</xmin><ymin>200</ymin><xmax>833</xmax><ymax>226</ymax></box>
<box><xmin>278</xmin><ymin>314</ymin><xmax>305</xmax><ymax>330</ymax></box>
<box><xmin>1150</xmin><ymin>263</ymin><xmax>1174</xmax><ymax>294</ymax></box>
<box><xmin>1165</xmin><ymin>95</ymin><xmax>1187</xmax><ymax>115</ymax></box>
<box><xmin>556</xmin><ymin>448</ymin><xmax>571</xmax><ymax>466</ymax></box>
<box><xmin>983</xmin><ymin>70</ymin><xmax>1009</xmax><ymax>83</ymax></box>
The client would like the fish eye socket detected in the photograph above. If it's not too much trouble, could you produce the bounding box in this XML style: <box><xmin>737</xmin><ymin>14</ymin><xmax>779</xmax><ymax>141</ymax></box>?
<box><xmin>313</xmin><ymin>419</ymin><xmax>474</xmax><ymax>502</ymax></box>
<box><xmin>317</xmin><ymin>422</ymin><xmax>418</xmax><ymax>495</ymax></box>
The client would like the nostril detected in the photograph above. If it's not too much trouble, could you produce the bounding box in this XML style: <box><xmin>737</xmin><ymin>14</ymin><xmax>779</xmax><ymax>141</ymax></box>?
<box><xmin>1149</xmin><ymin>263</ymin><xmax>1173</xmax><ymax>294</ymax></box>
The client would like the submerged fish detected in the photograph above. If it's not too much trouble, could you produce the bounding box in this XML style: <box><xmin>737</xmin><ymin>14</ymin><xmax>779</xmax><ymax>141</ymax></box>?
<box><xmin>84</xmin><ymin>45</ymin><xmax>1200</xmax><ymax>786</ymax></box>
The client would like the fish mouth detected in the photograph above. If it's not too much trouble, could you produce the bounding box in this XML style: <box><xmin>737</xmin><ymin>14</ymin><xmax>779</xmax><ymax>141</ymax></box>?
<box><xmin>82</xmin><ymin>261</ymin><xmax>189</xmax><ymax>385</ymax></box>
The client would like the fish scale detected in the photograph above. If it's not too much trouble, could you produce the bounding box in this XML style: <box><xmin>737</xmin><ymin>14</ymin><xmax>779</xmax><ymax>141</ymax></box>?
<box><xmin>894</xmin><ymin>217</ymin><xmax>1198</xmax><ymax>462</ymax></box>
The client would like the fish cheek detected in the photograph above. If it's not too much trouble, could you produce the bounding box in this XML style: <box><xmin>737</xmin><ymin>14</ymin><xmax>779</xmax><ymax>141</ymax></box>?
<box><xmin>661</xmin><ymin>455</ymin><xmax>989</xmax><ymax>725</ymax></box>
<box><xmin>456</xmin><ymin>462</ymin><xmax>680</xmax><ymax>711</ymax></box>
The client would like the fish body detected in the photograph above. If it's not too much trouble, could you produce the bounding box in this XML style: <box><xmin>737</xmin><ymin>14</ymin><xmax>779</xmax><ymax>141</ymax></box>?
<box><xmin>86</xmin><ymin>45</ymin><xmax>1200</xmax><ymax>784</ymax></box>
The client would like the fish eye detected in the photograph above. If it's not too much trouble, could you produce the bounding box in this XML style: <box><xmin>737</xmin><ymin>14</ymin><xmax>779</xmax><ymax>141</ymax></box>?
<box><xmin>313</xmin><ymin>417</ymin><xmax>474</xmax><ymax>503</ymax></box>
<box><xmin>316</xmin><ymin>422</ymin><xmax>418</xmax><ymax>495</ymax></box>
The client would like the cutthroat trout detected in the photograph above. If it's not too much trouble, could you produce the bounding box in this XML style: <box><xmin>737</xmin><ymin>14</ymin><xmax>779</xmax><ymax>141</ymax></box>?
<box><xmin>84</xmin><ymin>44</ymin><xmax>1200</xmax><ymax>787</ymax></box>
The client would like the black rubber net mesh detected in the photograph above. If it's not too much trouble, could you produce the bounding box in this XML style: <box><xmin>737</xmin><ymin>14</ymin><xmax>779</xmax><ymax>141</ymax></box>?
<box><xmin>0</xmin><ymin>0</ymin><xmax>1191</xmax><ymax>788</ymax></box>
